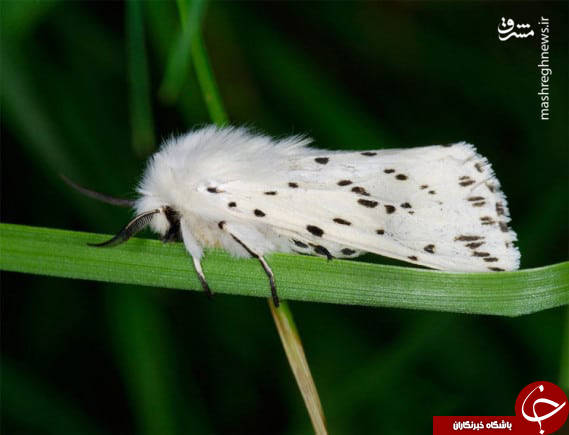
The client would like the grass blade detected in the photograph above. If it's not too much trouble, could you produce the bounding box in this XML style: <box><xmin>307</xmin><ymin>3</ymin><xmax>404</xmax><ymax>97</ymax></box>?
<box><xmin>158</xmin><ymin>0</ymin><xmax>206</xmax><ymax>103</ymax></box>
<box><xmin>1</xmin><ymin>223</ymin><xmax>567</xmax><ymax>316</ymax></box>
<box><xmin>269</xmin><ymin>300</ymin><xmax>327</xmax><ymax>434</ymax></box>
<box><xmin>126</xmin><ymin>0</ymin><xmax>155</xmax><ymax>157</ymax></box>
<box><xmin>189</xmin><ymin>31</ymin><xmax>228</xmax><ymax>125</ymax></box>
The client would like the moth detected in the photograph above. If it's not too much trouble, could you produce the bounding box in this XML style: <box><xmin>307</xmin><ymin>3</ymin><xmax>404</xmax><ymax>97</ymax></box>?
<box><xmin>65</xmin><ymin>126</ymin><xmax>520</xmax><ymax>306</ymax></box>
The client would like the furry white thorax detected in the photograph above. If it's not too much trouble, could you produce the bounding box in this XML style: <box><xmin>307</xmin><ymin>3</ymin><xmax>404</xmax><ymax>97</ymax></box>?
<box><xmin>134</xmin><ymin>125</ymin><xmax>520</xmax><ymax>272</ymax></box>
<box><xmin>135</xmin><ymin>126</ymin><xmax>316</xmax><ymax>259</ymax></box>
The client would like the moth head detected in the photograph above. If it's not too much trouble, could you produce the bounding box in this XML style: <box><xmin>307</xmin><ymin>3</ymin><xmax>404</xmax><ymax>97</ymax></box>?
<box><xmin>133</xmin><ymin>192</ymin><xmax>182</xmax><ymax>242</ymax></box>
<box><xmin>61</xmin><ymin>175</ymin><xmax>182</xmax><ymax>247</ymax></box>
<box><xmin>155</xmin><ymin>206</ymin><xmax>182</xmax><ymax>243</ymax></box>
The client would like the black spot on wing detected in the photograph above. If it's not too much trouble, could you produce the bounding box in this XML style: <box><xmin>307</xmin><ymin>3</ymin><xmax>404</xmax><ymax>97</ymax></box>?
<box><xmin>420</xmin><ymin>185</ymin><xmax>428</xmax><ymax>189</ymax></box>
<box><xmin>459</xmin><ymin>176</ymin><xmax>475</xmax><ymax>187</ymax></box>
<box><xmin>361</xmin><ymin>152</ymin><xmax>377</xmax><ymax>156</ymax></box>
<box><xmin>228</xmin><ymin>202</ymin><xmax>237</xmax><ymax>208</ymax></box>
<box><xmin>408</xmin><ymin>256</ymin><xmax>418</xmax><ymax>261</ymax></box>
<box><xmin>472</xmin><ymin>251</ymin><xmax>490</xmax><ymax>257</ymax></box>
<box><xmin>333</xmin><ymin>218</ymin><xmax>351</xmax><ymax>226</ymax></box>
<box><xmin>341</xmin><ymin>248</ymin><xmax>356</xmax><ymax>256</ymax></box>
<box><xmin>307</xmin><ymin>225</ymin><xmax>324</xmax><ymax>237</ymax></box>
<box><xmin>455</xmin><ymin>235</ymin><xmax>483</xmax><ymax>241</ymax></box>
<box><xmin>264</xmin><ymin>191</ymin><xmax>277</xmax><ymax>195</ymax></box>
<box><xmin>466</xmin><ymin>242</ymin><xmax>484</xmax><ymax>249</ymax></box>
<box><xmin>315</xmin><ymin>157</ymin><xmax>329</xmax><ymax>164</ymax></box>
<box><xmin>218</xmin><ymin>221</ymin><xmax>226</xmax><ymax>229</ymax></box>
<box><xmin>293</xmin><ymin>239</ymin><xmax>308</xmax><ymax>248</ymax></box>
<box><xmin>313</xmin><ymin>245</ymin><xmax>333</xmax><ymax>260</ymax></box>
<box><xmin>288</xmin><ymin>182</ymin><xmax>299</xmax><ymax>188</ymax></box>
<box><xmin>384</xmin><ymin>169</ymin><xmax>395</xmax><ymax>174</ymax></box>
<box><xmin>207</xmin><ymin>187</ymin><xmax>220</xmax><ymax>193</ymax></box>
<box><xmin>254</xmin><ymin>209</ymin><xmax>266</xmax><ymax>217</ymax></box>
<box><xmin>424</xmin><ymin>244</ymin><xmax>435</xmax><ymax>254</ymax></box>
<box><xmin>384</xmin><ymin>205</ymin><xmax>396</xmax><ymax>214</ymax></box>
<box><xmin>358</xmin><ymin>199</ymin><xmax>378</xmax><ymax>208</ymax></box>
<box><xmin>400</xmin><ymin>202</ymin><xmax>412</xmax><ymax>208</ymax></box>
<box><xmin>395</xmin><ymin>174</ymin><xmax>408</xmax><ymax>180</ymax></box>
<box><xmin>488</xmin><ymin>267</ymin><xmax>505</xmax><ymax>271</ymax></box>
<box><xmin>483</xmin><ymin>257</ymin><xmax>499</xmax><ymax>262</ymax></box>
<box><xmin>351</xmin><ymin>186</ymin><xmax>370</xmax><ymax>196</ymax></box>
<box><xmin>337</xmin><ymin>179</ymin><xmax>352</xmax><ymax>186</ymax></box>
<box><xmin>496</xmin><ymin>202</ymin><xmax>505</xmax><ymax>216</ymax></box>
<box><xmin>376</xmin><ymin>229</ymin><xmax>385</xmax><ymax>235</ymax></box>
<box><xmin>468</xmin><ymin>196</ymin><xmax>486</xmax><ymax>207</ymax></box>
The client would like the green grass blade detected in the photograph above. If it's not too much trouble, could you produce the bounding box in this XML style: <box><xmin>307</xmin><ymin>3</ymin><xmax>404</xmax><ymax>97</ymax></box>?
<box><xmin>178</xmin><ymin>0</ymin><xmax>228</xmax><ymax>126</ymax></box>
<box><xmin>2</xmin><ymin>223</ymin><xmax>567</xmax><ymax>316</ymax></box>
<box><xmin>269</xmin><ymin>301</ymin><xmax>327</xmax><ymax>434</ymax></box>
<box><xmin>126</xmin><ymin>0</ymin><xmax>155</xmax><ymax>157</ymax></box>
<box><xmin>159</xmin><ymin>0</ymin><xmax>206</xmax><ymax>103</ymax></box>
<box><xmin>189</xmin><ymin>32</ymin><xmax>228</xmax><ymax>125</ymax></box>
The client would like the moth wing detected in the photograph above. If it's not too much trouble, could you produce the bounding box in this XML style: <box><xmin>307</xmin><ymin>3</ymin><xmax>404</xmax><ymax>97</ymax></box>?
<box><xmin>220</xmin><ymin>143</ymin><xmax>519</xmax><ymax>272</ymax></box>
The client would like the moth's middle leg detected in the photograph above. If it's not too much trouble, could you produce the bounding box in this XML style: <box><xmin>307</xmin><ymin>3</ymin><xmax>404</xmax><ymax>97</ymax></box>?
<box><xmin>230</xmin><ymin>234</ymin><xmax>278</xmax><ymax>307</ymax></box>
<box><xmin>218</xmin><ymin>221</ymin><xmax>279</xmax><ymax>306</ymax></box>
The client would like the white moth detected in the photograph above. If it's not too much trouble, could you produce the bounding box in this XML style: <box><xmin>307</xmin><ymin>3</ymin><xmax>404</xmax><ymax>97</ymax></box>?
<box><xmin>66</xmin><ymin>126</ymin><xmax>520</xmax><ymax>306</ymax></box>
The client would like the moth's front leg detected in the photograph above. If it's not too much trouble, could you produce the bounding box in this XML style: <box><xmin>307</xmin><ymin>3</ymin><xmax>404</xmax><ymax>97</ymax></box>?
<box><xmin>180</xmin><ymin>219</ymin><xmax>213</xmax><ymax>298</ymax></box>
<box><xmin>218</xmin><ymin>221</ymin><xmax>280</xmax><ymax>307</ymax></box>
<box><xmin>191</xmin><ymin>256</ymin><xmax>213</xmax><ymax>298</ymax></box>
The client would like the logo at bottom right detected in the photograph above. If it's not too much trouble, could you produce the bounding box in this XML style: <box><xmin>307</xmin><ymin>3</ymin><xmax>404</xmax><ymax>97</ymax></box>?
<box><xmin>515</xmin><ymin>381</ymin><xmax>568</xmax><ymax>435</ymax></box>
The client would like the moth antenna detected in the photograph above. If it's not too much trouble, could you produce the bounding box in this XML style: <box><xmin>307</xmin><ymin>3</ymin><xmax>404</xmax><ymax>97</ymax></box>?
<box><xmin>88</xmin><ymin>209</ymin><xmax>160</xmax><ymax>247</ymax></box>
<box><xmin>60</xmin><ymin>174</ymin><xmax>135</xmax><ymax>208</ymax></box>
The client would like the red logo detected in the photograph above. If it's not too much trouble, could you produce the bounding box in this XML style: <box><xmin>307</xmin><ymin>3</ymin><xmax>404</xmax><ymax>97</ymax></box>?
<box><xmin>515</xmin><ymin>381</ymin><xmax>568</xmax><ymax>435</ymax></box>
<box><xmin>433</xmin><ymin>381</ymin><xmax>568</xmax><ymax>434</ymax></box>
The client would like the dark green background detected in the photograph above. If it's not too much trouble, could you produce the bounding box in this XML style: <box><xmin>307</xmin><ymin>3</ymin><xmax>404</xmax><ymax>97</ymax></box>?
<box><xmin>2</xmin><ymin>1</ymin><xmax>568</xmax><ymax>434</ymax></box>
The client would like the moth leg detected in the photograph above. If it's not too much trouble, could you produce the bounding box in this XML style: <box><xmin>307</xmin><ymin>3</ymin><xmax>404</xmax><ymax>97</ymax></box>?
<box><xmin>192</xmin><ymin>256</ymin><xmax>213</xmax><ymax>299</ymax></box>
<box><xmin>180</xmin><ymin>218</ymin><xmax>212</xmax><ymax>298</ymax></box>
<box><xmin>228</xmin><ymin>232</ymin><xmax>280</xmax><ymax>307</ymax></box>
<box><xmin>257</xmin><ymin>255</ymin><xmax>278</xmax><ymax>307</ymax></box>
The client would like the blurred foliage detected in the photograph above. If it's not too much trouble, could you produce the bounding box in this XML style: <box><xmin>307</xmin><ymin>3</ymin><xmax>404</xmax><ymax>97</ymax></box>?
<box><xmin>1</xmin><ymin>1</ymin><xmax>567</xmax><ymax>434</ymax></box>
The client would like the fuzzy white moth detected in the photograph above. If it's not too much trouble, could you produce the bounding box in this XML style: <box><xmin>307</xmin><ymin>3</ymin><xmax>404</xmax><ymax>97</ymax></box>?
<box><xmin>66</xmin><ymin>126</ymin><xmax>520</xmax><ymax>306</ymax></box>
